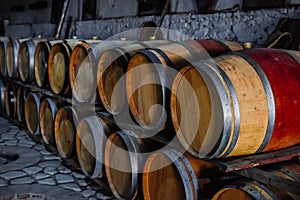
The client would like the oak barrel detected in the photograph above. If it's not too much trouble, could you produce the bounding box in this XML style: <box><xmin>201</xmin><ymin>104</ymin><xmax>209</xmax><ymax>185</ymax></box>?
<box><xmin>25</xmin><ymin>92</ymin><xmax>42</xmax><ymax>135</ymax></box>
<box><xmin>34</xmin><ymin>40</ymin><xmax>63</xmax><ymax>88</ymax></box>
<box><xmin>76</xmin><ymin>115</ymin><xmax>117</xmax><ymax>178</ymax></box>
<box><xmin>98</xmin><ymin>40</ymin><xmax>170</xmax><ymax>114</ymax></box>
<box><xmin>126</xmin><ymin>39</ymin><xmax>241</xmax><ymax>130</ymax></box>
<box><xmin>48</xmin><ymin>40</ymin><xmax>81</xmax><ymax>94</ymax></box>
<box><xmin>212</xmin><ymin>180</ymin><xmax>283</xmax><ymax>200</ymax></box>
<box><xmin>171</xmin><ymin>48</ymin><xmax>300</xmax><ymax>158</ymax></box>
<box><xmin>142</xmin><ymin>149</ymin><xmax>219</xmax><ymax>200</ymax></box>
<box><xmin>6</xmin><ymin>39</ymin><xmax>27</xmax><ymax>78</ymax></box>
<box><xmin>4</xmin><ymin>82</ymin><xmax>16</xmax><ymax>118</ymax></box>
<box><xmin>40</xmin><ymin>98</ymin><xmax>59</xmax><ymax>145</ymax></box>
<box><xmin>16</xmin><ymin>86</ymin><xmax>28</xmax><ymax>123</ymax></box>
<box><xmin>0</xmin><ymin>79</ymin><xmax>5</xmax><ymax>112</ymax></box>
<box><xmin>70</xmin><ymin>40</ymin><xmax>132</xmax><ymax>103</ymax></box>
<box><xmin>54</xmin><ymin>106</ymin><xmax>78</xmax><ymax>158</ymax></box>
<box><xmin>0</xmin><ymin>38</ymin><xmax>9</xmax><ymax>76</ymax></box>
<box><xmin>105</xmin><ymin>131</ymin><xmax>145</xmax><ymax>199</ymax></box>
<box><xmin>18</xmin><ymin>39</ymin><xmax>43</xmax><ymax>82</ymax></box>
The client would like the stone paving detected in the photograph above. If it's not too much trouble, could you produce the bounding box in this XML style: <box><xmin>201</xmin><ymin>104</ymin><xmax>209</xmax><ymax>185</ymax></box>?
<box><xmin>0</xmin><ymin>117</ymin><xmax>117</xmax><ymax>200</ymax></box>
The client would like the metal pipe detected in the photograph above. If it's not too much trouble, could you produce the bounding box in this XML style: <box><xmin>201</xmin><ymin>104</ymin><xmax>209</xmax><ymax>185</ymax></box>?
<box><xmin>55</xmin><ymin>0</ymin><xmax>71</xmax><ymax>39</ymax></box>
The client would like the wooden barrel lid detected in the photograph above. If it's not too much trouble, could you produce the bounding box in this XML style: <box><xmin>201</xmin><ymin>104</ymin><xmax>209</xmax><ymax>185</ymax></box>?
<box><xmin>16</xmin><ymin>86</ymin><xmax>27</xmax><ymax>123</ymax></box>
<box><xmin>18</xmin><ymin>40</ymin><xmax>36</xmax><ymax>82</ymax></box>
<box><xmin>25</xmin><ymin>92</ymin><xmax>40</xmax><ymax>135</ymax></box>
<box><xmin>0</xmin><ymin>40</ymin><xmax>8</xmax><ymax>76</ymax></box>
<box><xmin>126</xmin><ymin>51</ymin><xmax>164</xmax><ymax>129</ymax></box>
<box><xmin>143</xmin><ymin>150</ymin><xmax>198</xmax><ymax>200</ymax></box>
<box><xmin>212</xmin><ymin>188</ymin><xmax>255</xmax><ymax>200</ymax></box>
<box><xmin>54</xmin><ymin>106</ymin><xmax>76</xmax><ymax>158</ymax></box>
<box><xmin>34</xmin><ymin>41</ymin><xmax>51</xmax><ymax>87</ymax></box>
<box><xmin>40</xmin><ymin>98</ymin><xmax>58</xmax><ymax>145</ymax></box>
<box><xmin>69</xmin><ymin>42</ymin><xmax>95</xmax><ymax>102</ymax></box>
<box><xmin>171</xmin><ymin>65</ymin><xmax>228</xmax><ymax>158</ymax></box>
<box><xmin>48</xmin><ymin>42</ymin><xmax>71</xmax><ymax>94</ymax></box>
<box><xmin>6</xmin><ymin>40</ymin><xmax>19</xmax><ymax>78</ymax></box>
<box><xmin>98</xmin><ymin>49</ymin><xmax>128</xmax><ymax>114</ymax></box>
<box><xmin>4</xmin><ymin>82</ymin><xmax>16</xmax><ymax>118</ymax></box>
<box><xmin>76</xmin><ymin>116</ymin><xmax>110</xmax><ymax>178</ymax></box>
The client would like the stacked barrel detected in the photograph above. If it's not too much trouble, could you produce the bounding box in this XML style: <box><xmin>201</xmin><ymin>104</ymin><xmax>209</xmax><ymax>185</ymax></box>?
<box><xmin>0</xmin><ymin>36</ymin><xmax>300</xmax><ymax>200</ymax></box>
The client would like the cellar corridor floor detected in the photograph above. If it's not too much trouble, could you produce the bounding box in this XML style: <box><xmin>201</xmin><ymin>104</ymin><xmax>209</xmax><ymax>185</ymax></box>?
<box><xmin>0</xmin><ymin>117</ymin><xmax>116</xmax><ymax>200</ymax></box>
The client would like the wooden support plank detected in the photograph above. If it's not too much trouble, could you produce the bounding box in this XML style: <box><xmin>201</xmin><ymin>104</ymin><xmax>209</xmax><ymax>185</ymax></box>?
<box><xmin>215</xmin><ymin>145</ymin><xmax>300</xmax><ymax>172</ymax></box>
<box><xmin>234</xmin><ymin>167</ymin><xmax>300</xmax><ymax>195</ymax></box>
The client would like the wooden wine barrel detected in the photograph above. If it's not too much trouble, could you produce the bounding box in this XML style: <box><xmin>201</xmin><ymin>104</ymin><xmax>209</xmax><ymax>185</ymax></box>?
<box><xmin>143</xmin><ymin>149</ymin><xmax>219</xmax><ymax>200</ymax></box>
<box><xmin>98</xmin><ymin>40</ymin><xmax>171</xmax><ymax>114</ymax></box>
<box><xmin>40</xmin><ymin>98</ymin><xmax>59</xmax><ymax>145</ymax></box>
<box><xmin>0</xmin><ymin>79</ymin><xmax>5</xmax><ymax>113</ymax></box>
<box><xmin>212</xmin><ymin>180</ymin><xmax>283</xmax><ymax>200</ymax></box>
<box><xmin>18</xmin><ymin>39</ymin><xmax>44</xmax><ymax>82</ymax></box>
<box><xmin>126</xmin><ymin>39</ymin><xmax>242</xmax><ymax>130</ymax></box>
<box><xmin>171</xmin><ymin>48</ymin><xmax>300</xmax><ymax>158</ymax></box>
<box><xmin>76</xmin><ymin>115</ymin><xmax>117</xmax><ymax>178</ymax></box>
<box><xmin>0</xmin><ymin>38</ymin><xmax>9</xmax><ymax>76</ymax></box>
<box><xmin>105</xmin><ymin>131</ymin><xmax>145</xmax><ymax>199</ymax></box>
<box><xmin>25</xmin><ymin>92</ymin><xmax>42</xmax><ymax>135</ymax></box>
<box><xmin>48</xmin><ymin>40</ymin><xmax>82</xmax><ymax>94</ymax></box>
<box><xmin>16</xmin><ymin>86</ymin><xmax>28</xmax><ymax>124</ymax></box>
<box><xmin>34</xmin><ymin>40</ymin><xmax>63</xmax><ymax>88</ymax></box>
<box><xmin>54</xmin><ymin>106</ymin><xmax>78</xmax><ymax>158</ymax></box>
<box><xmin>70</xmin><ymin>40</ymin><xmax>132</xmax><ymax>103</ymax></box>
<box><xmin>6</xmin><ymin>39</ymin><xmax>28</xmax><ymax>78</ymax></box>
<box><xmin>4</xmin><ymin>82</ymin><xmax>16</xmax><ymax>118</ymax></box>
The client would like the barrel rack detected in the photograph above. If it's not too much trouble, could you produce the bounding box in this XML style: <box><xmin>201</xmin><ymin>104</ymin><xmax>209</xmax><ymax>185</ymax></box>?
<box><xmin>2</xmin><ymin>76</ymin><xmax>300</xmax><ymax>198</ymax></box>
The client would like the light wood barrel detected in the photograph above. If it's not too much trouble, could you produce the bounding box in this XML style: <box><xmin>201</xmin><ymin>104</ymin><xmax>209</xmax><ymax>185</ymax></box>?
<box><xmin>98</xmin><ymin>40</ymin><xmax>170</xmax><ymax>114</ymax></box>
<box><xmin>16</xmin><ymin>86</ymin><xmax>28</xmax><ymax>124</ymax></box>
<box><xmin>76</xmin><ymin>115</ymin><xmax>117</xmax><ymax>178</ymax></box>
<box><xmin>0</xmin><ymin>38</ymin><xmax>9</xmax><ymax>76</ymax></box>
<box><xmin>54</xmin><ymin>106</ymin><xmax>78</xmax><ymax>158</ymax></box>
<box><xmin>171</xmin><ymin>48</ymin><xmax>300</xmax><ymax>158</ymax></box>
<box><xmin>40</xmin><ymin>98</ymin><xmax>59</xmax><ymax>145</ymax></box>
<box><xmin>0</xmin><ymin>79</ymin><xmax>5</xmax><ymax>113</ymax></box>
<box><xmin>18</xmin><ymin>39</ymin><xmax>43</xmax><ymax>82</ymax></box>
<box><xmin>212</xmin><ymin>180</ymin><xmax>282</xmax><ymax>200</ymax></box>
<box><xmin>34</xmin><ymin>40</ymin><xmax>63</xmax><ymax>88</ymax></box>
<box><xmin>126</xmin><ymin>40</ymin><xmax>240</xmax><ymax>131</ymax></box>
<box><xmin>4</xmin><ymin>82</ymin><xmax>16</xmax><ymax>118</ymax></box>
<box><xmin>143</xmin><ymin>149</ymin><xmax>219</xmax><ymax>200</ymax></box>
<box><xmin>48</xmin><ymin>40</ymin><xmax>81</xmax><ymax>94</ymax></box>
<box><xmin>6</xmin><ymin>39</ymin><xmax>27</xmax><ymax>78</ymax></box>
<box><xmin>25</xmin><ymin>92</ymin><xmax>41</xmax><ymax>135</ymax></box>
<box><xmin>105</xmin><ymin>131</ymin><xmax>145</xmax><ymax>199</ymax></box>
<box><xmin>70</xmin><ymin>40</ymin><xmax>132</xmax><ymax>103</ymax></box>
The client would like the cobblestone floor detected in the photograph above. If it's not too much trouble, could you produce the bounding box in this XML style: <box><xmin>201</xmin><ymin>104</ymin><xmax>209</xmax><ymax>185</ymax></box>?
<box><xmin>0</xmin><ymin>117</ymin><xmax>116</xmax><ymax>200</ymax></box>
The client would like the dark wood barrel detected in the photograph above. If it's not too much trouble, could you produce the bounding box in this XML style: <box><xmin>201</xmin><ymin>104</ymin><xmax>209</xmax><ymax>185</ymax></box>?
<box><xmin>4</xmin><ymin>82</ymin><xmax>16</xmax><ymax>118</ymax></box>
<box><xmin>6</xmin><ymin>39</ymin><xmax>27</xmax><ymax>78</ymax></box>
<box><xmin>126</xmin><ymin>39</ymin><xmax>242</xmax><ymax>131</ymax></box>
<box><xmin>70</xmin><ymin>40</ymin><xmax>131</xmax><ymax>103</ymax></box>
<box><xmin>0</xmin><ymin>79</ymin><xmax>5</xmax><ymax>113</ymax></box>
<box><xmin>40</xmin><ymin>98</ymin><xmax>59</xmax><ymax>145</ymax></box>
<box><xmin>212</xmin><ymin>180</ymin><xmax>283</xmax><ymax>200</ymax></box>
<box><xmin>16</xmin><ymin>86</ymin><xmax>28</xmax><ymax>124</ymax></box>
<box><xmin>48</xmin><ymin>40</ymin><xmax>82</xmax><ymax>94</ymax></box>
<box><xmin>97</xmin><ymin>40</ymin><xmax>170</xmax><ymax>114</ymax></box>
<box><xmin>25</xmin><ymin>92</ymin><xmax>42</xmax><ymax>135</ymax></box>
<box><xmin>34</xmin><ymin>40</ymin><xmax>63</xmax><ymax>88</ymax></box>
<box><xmin>170</xmin><ymin>48</ymin><xmax>300</xmax><ymax>158</ymax></box>
<box><xmin>54</xmin><ymin>106</ymin><xmax>78</xmax><ymax>158</ymax></box>
<box><xmin>142</xmin><ymin>149</ymin><xmax>219</xmax><ymax>200</ymax></box>
<box><xmin>76</xmin><ymin>115</ymin><xmax>117</xmax><ymax>178</ymax></box>
<box><xmin>0</xmin><ymin>38</ymin><xmax>9</xmax><ymax>76</ymax></box>
<box><xmin>18</xmin><ymin>39</ymin><xmax>44</xmax><ymax>83</ymax></box>
<box><xmin>105</xmin><ymin>131</ymin><xmax>145</xmax><ymax>199</ymax></box>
